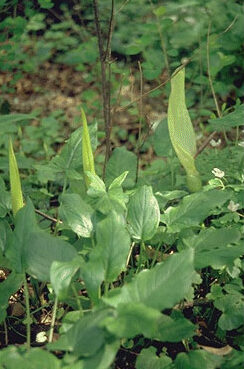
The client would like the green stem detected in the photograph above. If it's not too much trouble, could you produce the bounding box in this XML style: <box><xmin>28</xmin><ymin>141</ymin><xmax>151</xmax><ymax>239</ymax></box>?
<box><xmin>24</xmin><ymin>276</ymin><xmax>31</xmax><ymax>350</ymax></box>
<box><xmin>72</xmin><ymin>284</ymin><xmax>83</xmax><ymax>313</ymax></box>
<box><xmin>48</xmin><ymin>296</ymin><xmax>58</xmax><ymax>343</ymax></box>
<box><xmin>104</xmin><ymin>281</ymin><xmax>109</xmax><ymax>296</ymax></box>
<box><xmin>137</xmin><ymin>241</ymin><xmax>146</xmax><ymax>272</ymax></box>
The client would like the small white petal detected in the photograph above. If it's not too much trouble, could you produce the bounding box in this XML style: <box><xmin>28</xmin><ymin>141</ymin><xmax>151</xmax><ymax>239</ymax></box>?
<box><xmin>36</xmin><ymin>331</ymin><xmax>47</xmax><ymax>343</ymax></box>
<box><xmin>227</xmin><ymin>200</ymin><xmax>239</xmax><ymax>212</ymax></box>
<box><xmin>210</xmin><ymin>139</ymin><xmax>221</xmax><ymax>147</ymax></box>
<box><xmin>211</xmin><ymin>168</ymin><xmax>225</xmax><ymax>178</ymax></box>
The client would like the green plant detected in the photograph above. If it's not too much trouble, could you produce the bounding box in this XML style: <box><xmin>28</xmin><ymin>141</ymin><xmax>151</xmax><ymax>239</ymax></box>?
<box><xmin>8</xmin><ymin>138</ymin><xmax>24</xmax><ymax>216</ymax></box>
<box><xmin>168</xmin><ymin>67</ymin><xmax>202</xmax><ymax>192</ymax></box>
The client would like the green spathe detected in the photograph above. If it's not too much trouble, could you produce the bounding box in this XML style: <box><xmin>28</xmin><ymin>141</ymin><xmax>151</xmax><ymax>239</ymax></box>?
<box><xmin>81</xmin><ymin>108</ymin><xmax>96</xmax><ymax>187</ymax></box>
<box><xmin>9</xmin><ymin>138</ymin><xmax>24</xmax><ymax>216</ymax></box>
<box><xmin>168</xmin><ymin>67</ymin><xmax>202</xmax><ymax>192</ymax></box>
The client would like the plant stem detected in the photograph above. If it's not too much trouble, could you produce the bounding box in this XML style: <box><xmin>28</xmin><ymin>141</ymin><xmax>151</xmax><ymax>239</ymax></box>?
<box><xmin>24</xmin><ymin>276</ymin><xmax>31</xmax><ymax>350</ymax></box>
<box><xmin>48</xmin><ymin>296</ymin><xmax>58</xmax><ymax>343</ymax></box>
<box><xmin>93</xmin><ymin>0</ymin><xmax>114</xmax><ymax>178</ymax></box>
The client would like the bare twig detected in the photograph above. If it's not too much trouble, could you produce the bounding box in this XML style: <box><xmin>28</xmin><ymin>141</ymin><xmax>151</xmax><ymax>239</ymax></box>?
<box><xmin>194</xmin><ymin>131</ymin><xmax>216</xmax><ymax>158</ymax></box>
<box><xmin>207</xmin><ymin>23</ymin><xmax>221</xmax><ymax>119</ymax></box>
<box><xmin>136</xmin><ymin>61</ymin><xmax>143</xmax><ymax>182</ymax></box>
<box><xmin>93</xmin><ymin>0</ymin><xmax>114</xmax><ymax>179</ymax></box>
<box><xmin>149</xmin><ymin>0</ymin><xmax>170</xmax><ymax>76</ymax></box>
<box><xmin>35</xmin><ymin>209</ymin><xmax>62</xmax><ymax>224</ymax></box>
<box><xmin>116</xmin><ymin>60</ymin><xmax>190</xmax><ymax>112</ymax></box>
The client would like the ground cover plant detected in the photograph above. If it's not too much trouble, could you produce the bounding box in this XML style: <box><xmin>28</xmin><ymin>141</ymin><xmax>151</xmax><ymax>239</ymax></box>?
<box><xmin>0</xmin><ymin>1</ymin><xmax>244</xmax><ymax>368</ymax></box>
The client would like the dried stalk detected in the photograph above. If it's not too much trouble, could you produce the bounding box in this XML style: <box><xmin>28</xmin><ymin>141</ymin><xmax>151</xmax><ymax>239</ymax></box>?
<box><xmin>93</xmin><ymin>0</ymin><xmax>114</xmax><ymax>178</ymax></box>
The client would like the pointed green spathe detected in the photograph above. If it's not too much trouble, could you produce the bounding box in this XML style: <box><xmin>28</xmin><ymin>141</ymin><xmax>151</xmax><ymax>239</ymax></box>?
<box><xmin>81</xmin><ymin>108</ymin><xmax>95</xmax><ymax>187</ymax></box>
<box><xmin>9</xmin><ymin>138</ymin><xmax>24</xmax><ymax>216</ymax></box>
<box><xmin>168</xmin><ymin>67</ymin><xmax>202</xmax><ymax>192</ymax></box>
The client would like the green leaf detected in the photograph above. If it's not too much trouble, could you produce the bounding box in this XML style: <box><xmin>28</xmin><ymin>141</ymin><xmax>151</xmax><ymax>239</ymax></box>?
<box><xmin>0</xmin><ymin>272</ymin><xmax>24</xmax><ymax>323</ymax></box>
<box><xmin>50</xmin><ymin>257</ymin><xmax>82</xmax><ymax>300</ymax></box>
<box><xmin>23</xmin><ymin>231</ymin><xmax>78</xmax><ymax>281</ymax></box>
<box><xmin>0</xmin><ymin>346</ymin><xmax>60</xmax><ymax>369</ymax></box>
<box><xmin>48</xmin><ymin>309</ymin><xmax>112</xmax><ymax>357</ymax></box>
<box><xmin>5</xmin><ymin>198</ymin><xmax>38</xmax><ymax>273</ymax></box>
<box><xmin>105</xmin><ymin>147</ymin><xmax>137</xmax><ymax>189</ymax></box>
<box><xmin>167</xmin><ymin>67</ymin><xmax>201</xmax><ymax>192</ymax></box>
<box><xmin>76</xmin><ymin>341</ymin><xmax>120</xmax><ymax>369</ymax></box>
<box><xmin>161</xmin><ymin>189</ymin><xmax>230</xmax><ymax>232</ymax></box>
<box><xmin>81</xmin><ymin>108</ymin><xmax>96</xmax><ymax>187</ymax></box>
<box><xmin>156</xmin><ymin>313</ymin><xmax>195</xmax><ymax>342</ymax></box>
<box><xmin>95</xmin><ymin>212</ymin><xmax>131</xmax><ymax>283</ymax></box>
<box><xmin>104</xmin><ymin>302</ymin><xmax>161</xmax><ymax>339</ymax></box>
<box><xmin>81</xmin><ymin>211</ymin><xmax>130</xmax><ymax>300</ymax></box>
<box><xmin>183</xmin><ymin>228</ymin><xmax>242</xmax><ymax>269</ymax></box>
<box><xmin>59</xmin><ymin>193</ymin><xmax>94</xmax><ymax>238</ymax></box>
<box><xmin>127</xmin><ymin>185</ymin><xmax>160</xmax><ymax>241</ymax></box>
<box><xmin>136</xmin><ymin>347</ymin><xmax>172</xmax><ymax>369</ymax></box>
<box><xmin>104</xmin><ymin>248</ymin><xmax>195</xmax><ymax>311</ymax></box>
<box><xmin>208</xmin><ymin>105</ymin><xmax>244</xmax><ymax>131</ymax></box>
<box><xmin>86</xmin><ymin>172</ymin><xmax>128</xmax><ymax>215</ymax></box>
<box><xmin>86</xmin><ymin>172</ymin><xmax>106</xmax><ymax>198</ymax></box>
<box><xmin>175</xmin><ymin>350</ymin><xmax>223</xmax><ymax>369</ymax></box>
<box><xmin>153</xmin><ymin>118</ymin><xmax>173</xmax><ymax>157</ymax></box>
<box><xmin>0</xmin><ymin>113</ymin><xmax>36</xmax><ymax>127</ymax></box>
<box><xmin>9</xmin><ymin>138</ymin><xmax>24</xmax><ymax>216</ymax></box>
<box><xmin>39</xmin><ymin>123</ymin><xmax>97</xmax><ymax>181</ymax></box>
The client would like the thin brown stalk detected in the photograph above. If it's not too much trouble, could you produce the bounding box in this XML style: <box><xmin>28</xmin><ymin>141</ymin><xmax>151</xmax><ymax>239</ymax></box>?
<box><xmin>116</xmin><ymin>60</ymin><xmax>190</xmax><ymax>112</ymax></box>
<box><xmin>136</xmin><ymin>61</ymin><xmax>143</xmax><ymax>182</ymax></box>
<box><xmin>207</xmin><ymin>23</ymin><xmax>221</xmax><ymax>119</ymax></box>
<box><xmin>93</xmin><ymin>0</ymin><xmax>114</xmax><ymax>179</ymax></box>
<box><xmin>35</xmin><ymin>209</ymin><xmax>62</xmax><ymax>224</ymax></box>
<box><xmin>149</xmin><ymin>0</ymin><xmax>170</xmax><ymax>76</ymax></box>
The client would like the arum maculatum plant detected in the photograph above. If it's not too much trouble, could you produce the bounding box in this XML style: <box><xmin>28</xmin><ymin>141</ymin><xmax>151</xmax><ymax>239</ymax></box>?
<box><xmin>168</xmin><ymin>67</ymin><xmax>202</xmax><ymax>192</ymax></box>
<box><xmin>8</xmin><ymin>137</ymin><xmax>24</xmax><ymax>216</ymax></box>
<box><xmin>81</xmin><ymin>107</ymin><xmax>96</xmax><ymax>187</ymax></box>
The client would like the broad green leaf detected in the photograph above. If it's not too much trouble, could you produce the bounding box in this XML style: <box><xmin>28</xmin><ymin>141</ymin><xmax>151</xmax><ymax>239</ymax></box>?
<box><xmin>76</xmin><ymin>341</ymin><xmax>120</xmax><ymax>369</ymax></box>
<box><xmin>80</xmin><ymin>212</ymin><xmax>130</xmax><ymax>303</ymax></box>
<box><xmin>0</xmin><ymin>178</ymin><xmax>11</xmax><ymax>218</ymax></box>
<box><xmin>0</xmin><ymin>346</ymin><xmax>60</xmax><ymax>369</ymax></box>
<box><xmin>156</xmin><ymin>313</ymin><xmax>195</xmax><ymax>342</ymax></box>
<box><xmin>36</xmin><ymin>123</ymin><xmax>97</xmax><ymax>182</ymax></box>
<box><xmin>9</xmin><ymin>138</ymin><xmax>24</xmax><ymax>216</ymax></box>
<box><xmin>0</xmin><ymin>220</ymin><xmax>11</xmax><ymax>252</ymax></box>
<box><xmin>23</xmin><ymin>231</ymin><xmax>78</xmax><ymax>281</ymax></box>
<box><xmin>153</xmin><ymin>118</ymin><xmax>173</xmax><ymax>157</ymax></box>
<box><xmin>104</xmin><ymin>248</ymin><xmax>195</xmax><ymax>311</ymax></box>
<box><xmin>96</xmin><ymin>212</ymin><xmax>131</xmax><ymax>282</ymax></box>
<box><xmin>59</xmin><ymin>193</ymin><xmax>94</xmax><ymax>238</ymax></box>
<box><xmin>208</xmin><ymin>104</ymin><xmax>244</xmax><ymax>131</ymax></box>
<box><xmin>86</xmin><ymin>172</ymin><xmax>128</xmax><ymax>215</ymax></box>
<box><xmin>105</xmin><ymin>147</ymin><xmax>137</xmax><ymax>189</ymax></box>
<box><xmin>50</xmin><ymin>257</ymin><xmax>82</xmax><ymax>300</ymax></box>
<box><xmin>161</xmin><ymin>189</ymin><xmax>230</xmax><ymax>232</ymax></box>
<box><xmin>80</xmin><ymin>248</ymin><xmax>105</xmax><ymax>304</ymax></box>
<box><xmin>81</xmin><ymin>108</ymin><xmax>95</xmax><ymax>186</ymax></box>
<box><xmin>0</xmin><ymin>113</ymin><xmax>36</xmax><ymax>127</ymax></box>
<box><xmin>0</xmin><ymin>271</ymin><xmax>24</xmax><ymax>323</ymax></box>
<box><xmin>183</xmin><ymin>228</ymin><xmax>242</xmax><ymax>269</ymax></box>
<box><xmin>217</xmin><ymin>294</ymin><xmax>244</xmax><ymax>331</ymax></box>
<box><xmin>211</xmin><ymin>289</ymin><xmax>244</xmax><ymax>331</ymax></box>
<box><xmin>86</xmin><ymin>172</ymin><xmax>106</xmax><ymax>198</ymax></box>
<box><xmin>168</xmin><ymin>67</ymin><xmax>201</xmax><ymax>192</ymax></box>
<box><xmin>48</xmin><ymin>309</ymin><xmax>112</xmax><ymax>357</ymax></box>
<box><xmin>104</xmin><ymin>302</ymin><xmax>161</xmax><ymax>339</ymax></box>
<box><xmin>5</xmin><ymin>198</ymin><xmax>38</xmax><ymax>273</ymax></box>
<box><xmin>127</xmin><ymin>185</ymin><xmax>160</xmax><ymax>241</ymax></box>
<box><xmin>175</xmin><ymin>350</ymin><xmax>223</xmax><ymax>369</ymax></box>
<box><xmin>136</xmin><ymin>347</ymin><xmax>172</xmax><ymax>369</ymax></box>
